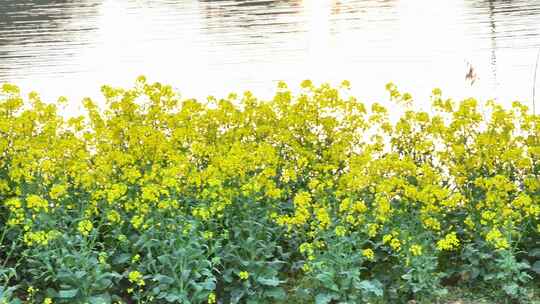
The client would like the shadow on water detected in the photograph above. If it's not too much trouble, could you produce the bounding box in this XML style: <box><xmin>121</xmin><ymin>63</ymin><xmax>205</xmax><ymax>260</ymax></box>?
<box><xmin>0</xmin><ymin>0</ymin><xmax>101</xmax><ymax>79</ymax></box>
<box><xmin>463</xmin><ymin>0</ymin><xmax>540</xmax><ymax>106</ymax></box>
<box><xmin>0</xmin><ymin>0</ymin><xmax>100</xmax><ymax>43</ymax></box>
<box><xmin>199</xmin><ymin>0</ymin><xmax>303</xmax><ymax>33</ymax></box>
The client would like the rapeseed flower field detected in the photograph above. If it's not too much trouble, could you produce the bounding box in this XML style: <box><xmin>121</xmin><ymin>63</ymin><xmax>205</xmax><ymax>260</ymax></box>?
<box><xmin>0</xmin><ymin>77</ymin><xmax>538</xmax><ymax>303</ymax></box>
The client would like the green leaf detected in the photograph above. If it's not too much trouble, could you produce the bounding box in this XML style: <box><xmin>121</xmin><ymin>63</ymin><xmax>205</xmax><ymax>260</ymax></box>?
<box><xmin>200</xmin><ymin>278</ymin><xmax>216</xmax><ymax>290</ymax></box>
<box><xmin>264</xmin><ymin>287</ymin><xmax>287</xmax><ymax>300</ymax></box>
<box><xmin>315</xmin><ymin>293</ymin><xmax>336</xmax><ymax>304</ymax></box>
<box><xmin>157</xmin><ymin>255</ymin><xmax>170</xmax><ymax>264</ymax></box>
<box><xmin>88</xmin><ymin>294</ymin><xmax>112</xmax><ymax>304</ymax></box>
<box><xmin>58</xmin><ymin>289</ymin><xmax>79</xmax><ymax>298</ymax></box>
<box><xmin>153</xmin><ymin>274</ymin><xmax>175</xmax><ymax>285</ymax></box>
<box><xmin>112</xmin><ymin>253</ymin><xmax>131</xmax><ymax>265</ymax></box>
<box><xmin>355</xmin><ymin>280</ymin><xmax>384</xmax><ymax>297</ymax></box>
<box><xmin>502</xmin><ymin>283</ymin><xmax>518</xmax><ymax>296</ymax></box>
<box><xmin>401</xmin><ymin>273</ymin><xmax>412</xmax><ymax>280</ymax></box>
<box><xmin>315</xmin><ymin>272</ymin><xmax>338</xmax><ymax>291</ymax></box>
<box><xmin>256</xmin><ymin>276</ymin><xmax>281</xmax><ymax>287</ymax></box>
<box><xmin>246</xmin><ymin>299</ymin><xmax>259</xmax><ymax>304</ymax></box>
<box><xmin>529</xmin><ymin>248</ymin><xmax>540</xmax><ymax>257</ymax></box>
<box><xmin>93</xmin><ymin>278</ymin><xmax>113</xmax><ymax>290</ymax></box>
<box><xmin>230</xmin><ymin>289</ymin><xmax>245</xmax><ymax>304</ymax></box>
<box><xmin>74</xmin><ymin>271</ymin><xmax>87</xmax><ymax>279</ymax></box>
<box><xmin>532</xmin><ymin>261</ymin><xmax>540</xmax><ymax>274</ymax></box>
<box><xmin>165</xmin><ymin>294</ymin><xmax>179</xmax><ymax>302</ymax></box>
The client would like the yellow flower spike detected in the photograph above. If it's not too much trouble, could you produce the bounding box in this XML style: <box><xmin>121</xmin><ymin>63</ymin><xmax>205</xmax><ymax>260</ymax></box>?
<box><xmin>362</xmin><ymin>248</ymin><xmax>375</xmax><ymax>261</ymax></box>
<box><xmin>382</xmin><ymin>233</ymin><xmax>393</xmax><ymax>244</ymax></box>
<box><xmin>5</xmin><ymin>198</ymin><xmax>22</xmax><ymax>211</ymax></box>
<box><xmin>315</xmin><ymin>207</ymin><xmax>331</xmax><ymax>230</ymax></box>
<box><xmin>99</xmin><ymin>252</ymin><xmax>108</xmax><ymax>265</ymax></box>
<box><xmin>338</xmin><ymin>198</ymin><xmax>351</xmax><ymax>213</ymax></box>
<box><xmin>390</xmin><ymin>238</ymin><xmax>401</xmax><ymax>251</ymax></box>
<box><xmin>302</xmin><ymin>263</ymin><xmax>312</xmax><ymax>273</ymax></box>
<box><xmin>485</xmin><ymin>228</ymin><xmax>510</xmax><ymax>250</ymax></box>
<box><xmin>410</xmin><ymin>244</ymin><xmax>423</xmax><ymax>256</ymax></box>
<box><xmin>238</xmin><ymin>271</ymin><xmax>249</xmax><ymax>280</ymax></box>
<box><xmin>23</xmin><ymin>230</ymin><xmax>58</xmax><ymax>246</ymax></box>
<box><xmin>107</xmin><ymin>183</ymin><xmax>127</xmax><ymax>204</ymax></box>
<box><xmin>299</xmin><ymin>242</ymin><xmax>313</xmax><ymax>254</ymax></box>
<box><xmin>202</xmin><ymin>231</ymin><xmax>214</xmax><ymax>240</ymax></box>
<box><xmin>49</xmin><ymin>184</ymin><xmax>67</xmax><ymax>200</ymax></box>
<box><xmin>352</xmin><ymin>200</ymin><xmax>367</xmax><ymax>213</ymax></box>
<box><xmin>208</xmin><ymin>292</ymin><xmax>217</xmax><ymax>304</ymax></box>
<box><xmin>422</xmin><ymin>217</ymin><xmax>441</xmax><ymax>231</ymax></box>
<box><xmin>367</xmin><ymin>224</ymin><xmax>380</xmax><ymax>238</ymax></box>
<box><xmin>107</xmin><ymin>210</ymin><xmax>122</xmax><ymax>224</ymax></box>
<box><xmin>293</xmin><ymin>191</ymin><xmax>311</xmax><ymax>207</ymax></box>
<box><xmin>77</xmin><ymin>219</ymin><xmax>93</xmax><ymax>236</ymax></box>
<box><xmin>141</xmin><ymin>184</ymin><xmax>161</xmax><ymax>203</ymax></box>
<box><xmin>128</xmin><ymin>271</ymin><xmax>145</xmax><ymax>287</ymax></box>
<box><xmin>464</xmin><ymin>216</ymin><xmax>475</xmax><ymax>230</ymax></box>
<box><xmin>132</xmin><ymin>254</ymin><xmax>141</xmax><ymax>263</ymax></box>
<box><xmin>334</xmin><ymin>225</ymin><xmax>346</xmax><ymax>237</ymax></box>
<box><xmin>130</xmin><ymin>215</ymin><xmax>144</xmax><ymax>230</ymax></box>
<box><xmin>345</xmin><ymin>214</ymin><xmax>356</xmax><ymax>225</ymax></box>
<box><xmin>26</xmin><ymin>195</ymin><xmax>49</xmax><ymax>213</ymax></box>
<box><xmin>436</xmin><ymin>232</ymin><xmax>460</xmax><ymax>251</ymax></box>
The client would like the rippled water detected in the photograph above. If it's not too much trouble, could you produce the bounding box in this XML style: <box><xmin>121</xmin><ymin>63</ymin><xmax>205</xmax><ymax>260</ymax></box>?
<box><xmin>1</xmin><ymin>0</ymin><xmax>540</xmax><ymax>111</ymax></box>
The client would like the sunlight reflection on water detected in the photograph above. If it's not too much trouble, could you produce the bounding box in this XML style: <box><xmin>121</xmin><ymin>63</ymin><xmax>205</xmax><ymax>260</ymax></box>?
<box><xmin>1</xmin><ymin>0</ymin><xmax>540</xmax><ymax>114</ymax></box>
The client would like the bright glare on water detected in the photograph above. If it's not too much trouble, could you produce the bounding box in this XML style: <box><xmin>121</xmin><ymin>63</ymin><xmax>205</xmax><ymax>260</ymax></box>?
<box><xmin>1</xmin><ymin>0</ymin><xmax>540</xmax><ymax>112</ymax></box>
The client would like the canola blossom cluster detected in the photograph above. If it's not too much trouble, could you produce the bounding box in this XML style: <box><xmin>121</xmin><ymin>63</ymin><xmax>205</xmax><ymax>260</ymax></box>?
<box><xmin>0</xmin><ymin>78</ymin><xmax>539</xmax><ymax>303</ymax></box>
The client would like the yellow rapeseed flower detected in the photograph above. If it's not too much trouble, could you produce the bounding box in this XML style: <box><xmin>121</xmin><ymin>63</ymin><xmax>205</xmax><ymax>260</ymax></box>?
<box><xmin>128</xmin><ymin>271</ymin><xmax>145</xmax><ymax>287</ymax></box>
<box><xmin>390</xmin><ymin>238</ymin><xmax>401</xmax><ymax>251</ymax></box>
<box><xmin>362</xmin><ymin>248</ymin><xmax>375</xmax><ymax>260</ymax></box>
<box><xmin>49</xmin><ymin>184</ymin><xmax>67</xmax><ymax>200</ymax></box>
<box><xmin>410</xmin><ymin>244</ymin><xmax>422</xmax><ymax>256</ymax></box>
<box><xmin>485</xmin><ymin>228</ymin><xmax>509</xmax><ymax>250</ymax></box>
<box><xmin>208</xmin><ymin>292</ymin><xmax>216</xmax><ymax>304</ymax></box>
<box><xmin>437</xmin><ymin>232</ymin><xmax>460</xmax><ymax>251</ymax></box>
<box><xmin>334</xmin><ymin>225</ymin><xmax>346</xmax><ymax>237</ymax></box>
<box><xmin>239</xmin><ymin>271</ymin><xmax>249</xmax><ymax>280</ymax></box>
<box><xmin>77</xmin><ymin>219</ymin><xmax>93</xmax><ymax>236</ymax></box>
<box><xmin>26</xmin><ymin>195</ymin><xmax>49</xmax><ymax>213</ymax></box>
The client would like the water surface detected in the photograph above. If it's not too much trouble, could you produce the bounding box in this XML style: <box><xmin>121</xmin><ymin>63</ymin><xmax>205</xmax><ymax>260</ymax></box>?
<box><xmin>1</xmin><ymin>0</ymin><xmax>540</xmax><ymax>112</ymax></box>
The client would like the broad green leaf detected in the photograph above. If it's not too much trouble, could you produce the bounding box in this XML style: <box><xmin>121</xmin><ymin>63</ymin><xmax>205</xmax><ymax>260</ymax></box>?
<box><xmin>355</xmin><ymin>280</ymin><xmax>384</xmax><ymax>297</ymax></box>
<box><xmin>256</xmin><ymin>276</ymin><xmax>281</xmax><ymax>286</ymax></box>
<box><xmin>264</xmin><ymin>287</ymin><xmax>287</xmax><ymax>300</ymax></box>
<box><xmin>88</xmin><ymin>294</ymin><xmax>112</xmax><ymax>304</ymax></box>
<box><xmin>532</xmin><ymin>261</ymin><xmax>540</xmax><ymax>274</ymax></box>
<box><xmin>58</xmin><ymin>289</ymin><xmax>79</xmax><ymax>298</ymax></box>
<box><xmin>112</xmin><ymin>253</ymin><xmax>131</xmax><ymax>265</ymax></box>
<box><xmin>315</xmin><ymin>293</ymin><xmax>336</xmax><ymax>304</ymax></box>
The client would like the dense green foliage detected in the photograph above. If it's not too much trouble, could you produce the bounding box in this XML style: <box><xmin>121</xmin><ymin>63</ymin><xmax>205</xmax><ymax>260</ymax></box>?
<box><xmin>0</xmin><ymin>78</ymin><xmax>539</xmax><ymax>303</ymax></box>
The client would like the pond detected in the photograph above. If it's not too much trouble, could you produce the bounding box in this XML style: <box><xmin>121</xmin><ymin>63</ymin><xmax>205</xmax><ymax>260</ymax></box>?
<box><xmin>1</xmin><ymin>0</ymin><xmax>540</xmax><ymax>111</ymax></box>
